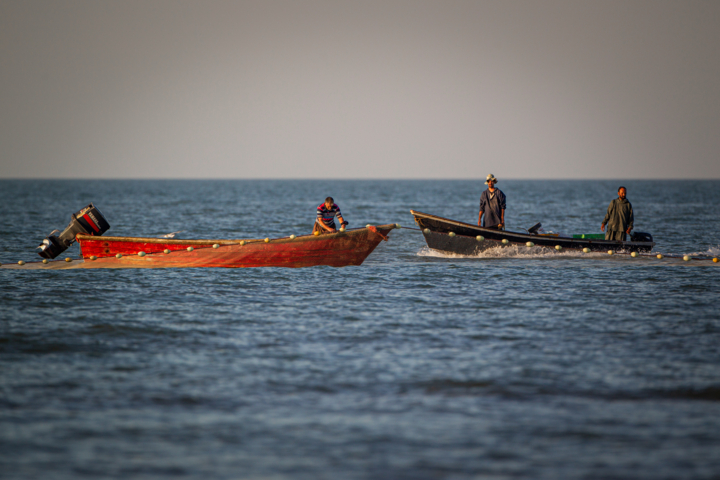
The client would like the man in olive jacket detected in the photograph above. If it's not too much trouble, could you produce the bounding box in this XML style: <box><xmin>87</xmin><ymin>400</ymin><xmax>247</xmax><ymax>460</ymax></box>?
<box><xmin>601</xmin><ymin>186</ymin><xmax>633</xmax><ymax>241</ymax></box>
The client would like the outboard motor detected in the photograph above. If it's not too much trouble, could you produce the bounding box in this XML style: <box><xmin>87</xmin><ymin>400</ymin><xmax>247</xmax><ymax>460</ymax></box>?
<box><xmin>630</xmin><ymin>231</ymin><xmax>653</xmax><ymax>243</ymax></box>
<box><xmin>38</xmin><ymin>204</ymin><xmax>110</xmax><ymax>259</ymax></box>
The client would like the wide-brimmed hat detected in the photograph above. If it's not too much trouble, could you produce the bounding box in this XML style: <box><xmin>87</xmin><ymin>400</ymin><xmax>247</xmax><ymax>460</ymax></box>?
<box><xmin>485</xmin><ymin>174</ymin><xmax>498</xmax><ymax>185</ymax></box>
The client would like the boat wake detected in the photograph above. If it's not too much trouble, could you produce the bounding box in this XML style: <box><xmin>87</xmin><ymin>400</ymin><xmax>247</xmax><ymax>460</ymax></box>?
<box><xmin>417</xmin><ymin>244</ymin><xmax>720</xmax><ymax>261</ymax></box>
<box><xmin>417</xmin><ymin>245</ymin><xmax>600</xmax><ymax>259</ymax></box>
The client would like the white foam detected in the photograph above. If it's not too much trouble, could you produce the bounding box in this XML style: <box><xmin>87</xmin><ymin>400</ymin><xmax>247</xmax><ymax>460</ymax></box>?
<box><xmin>416</xmin><ymin>245</ymin><xmax>599</xmax><ymax>259</ymax></box>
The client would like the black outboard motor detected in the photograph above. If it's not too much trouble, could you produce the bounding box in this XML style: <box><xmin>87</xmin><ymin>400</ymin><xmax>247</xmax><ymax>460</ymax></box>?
<box><xmin>630</xmin><ymin>231</ymin><xmax>653</xmax><ymax>243</ymax></box>
<box><xmin>38</xmin><ymin>204</ymin><xmax>110</xmax><ymax>259</ymax></box>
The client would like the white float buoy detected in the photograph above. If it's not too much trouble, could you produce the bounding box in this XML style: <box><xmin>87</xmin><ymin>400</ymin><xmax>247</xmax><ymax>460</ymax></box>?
<box><xmin>555</xmin><ymin>245</ymin><xmax>562</xmax><ymax>251</ymax></box>
<box><xmin>65</xmin><ymin>257</ymin><xmax>72</xmax><ymax>262</ymax></box>
<box><xmin>449</xmin><ymin>232</ymin><xmax>456</xmax><ymax>237</ymax></box>
<box><xmin>526</xmin><ymin>242</ymin><xmax>534</xmax><ymax>247</ymax></box>
<box><xmin>583</xmin><ymin>248</ymin><xmax>590</xmax><ymax>253</ymax></box>
<box><xmin>138</xmin><ymin>251</ymin><xmax>146</xmax><ymax>257</ymax></box>
<box><xmin>630</xmin><ymin>252</ymin><xmax>637</xmax><ymax>257</ymax></box>
<box><xmin>366</xmin><ymin>224</ymin><xmax>372</xmax><ymax>228</ymax></box>
<box><xmin>164</xmin><ymin>249</ymin><xmax>170</xmax><ymax>254</ymax></box>
<box><xmin>187</xmin><ymin>246</ymin><xmax>194</xmax><ymax>252</ymax></box>
<box><xmin>339</xmin><ymin>227</ymin><xmax>345</xmax><ymax>232</ymax></box>
<box><xmin>42</xmin><ymin>259</ymin><xmax>49</xmax><ymax>264</ymax></box>
<box><xmin>290</xmin><ymin>235</ymin><xmax>296</xmax><ymax>239</ymax></box>
<box><xmin>501</xmin><ymin>239</ymin><xmax>509</xmax><ymax>245</ymax></box>
<box><xmin>18</xmin><ymin>260</ymin><xmax>25</xmax><ymax>266</ymax></box>
<box><xmin>116</xmin><ymin>253</ymin><xmax>122</xmax><ymax>259</ymax></box>
<box><xmin>657</xmin><ymin>254</ymin><xmax>663</xmax><ymax>259</ymax></box>
<box><xmin>476</xmin><ymin>236</ymin><xmax>484</xmax><ymax>242</ymax></box>
<box><xmin>683</xmin><ymin>255</ymin><xmax>691</xmax><ymax>261</ymax></box>
<box><xmin>213</xmin><ymin>244</ymin><xmax>220</xmax><ymax>249</ymax></box>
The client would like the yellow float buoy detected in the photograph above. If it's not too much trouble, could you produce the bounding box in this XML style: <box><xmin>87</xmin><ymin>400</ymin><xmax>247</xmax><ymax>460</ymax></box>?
<box><xmin>714</xmin><ymin>257</ymin><xmax>718</xmax><ymax>263</ymax></box>
<box><xmin>366</xmin><ymin>224</ymin><xmax>372</xmax><ymax>228</ymax></box>
<box><xmin>395</xmin><ymin>223</ymin><xmax>401</xmax><ymax>229</ymax></box>
<box><xmin>213</xmin><ymin>244</ymin><xmax>220</xmax><ymax>249</ymax></box>
<box><xmin>657</xmin><ymin>254</ymin><xmax>663</xmax><ymax>259</ymax></box>
<box><xmin>65</xmin><ymin>257</ymin><xmax>72</xmax><ymax>262</ymax></box>
<box><xmin>555</xmin><ymin>245</ymin><xmax>562</xmax><ymax>251</ymax></box>
<box><xmin>116</xmin><ymin>253</ymin><xmax>122</xmax><ymax>259</ymax></box>
<box><xmin>630</xmin><ymin>252</ymin><xmax>637</xmax><ymax>258</ymax></box>
<box><xmin>582</xmin><ymin>248</ymin><xmax>590</xmax><ymax>253</ymax></box>
<box><xmin>313</xmin><ymin>231</ymin><xmax>320</xmax><ymax>236</ymax></box>
<box><xmin>501</xmin><ymin>239</ymin><xmax>509</xmax><ymax>245</ymax></box>
<box><xmin>290</xmin><ymin>235</ymin><xmax>296</xmax><ymax>240</ymax></box>
<box><xmin>42</xmin><ymin>259</ymin><xmax>49</xmax><ymax>264</ymax></box>
<box><xmin>18</xmin><ymin>260</ymin><xmax>25</xmax><ymax>266</ymax></box>
<box><xmin>138</xmin><ymin>251</ymin><xmax>146</xmax><ymax>257</ymax></box>
<box><xmin>164</xmin><ymin>249</ymin><xmax>170</xmax><ymax>254</ymax></box>
<box><xmin>476</xmin><ymin>236</ymin><xmax>484</xmax><ymax>241</ymax></box>
<box><xmin>608</xmin><ymin>250</ymin><xmax>613</xmax><ymax>255</ymax></box>
<box><xmin>339</xmin><ymin>227</ymin><xmax>345</xmax><ymax>232</ymax></box>
<box><xmin>448</xmin><ymin>232</ymin><xmax>456</xmax><ymax>237</ymax></box>
<box><xmin>264</xmin><ymin>238</ymin><xmax>270</xmax><ymax>243</ymax></box>
<box><xmin>90</xmin><ymin>256</ymin><xmax>97</xmax><ymax>261</ymax></box>
<box><xmin>683</xmin><ymin>255</ymin><xmax>690</xmax><ymax>261</ymax></box>
<box><xmin>240</xmin><ymin>241</ymin><xmax>246</xmax><ymax>245</ymax></box>
<box><xmin>187</xmin><ymin>246</ymin><xmax>194</xmax><ymax>252</ymax></box>
<box><xmin>526</xmin><ymin>242</ymin><xmax>534</xmax><ymax>247</ymax></box>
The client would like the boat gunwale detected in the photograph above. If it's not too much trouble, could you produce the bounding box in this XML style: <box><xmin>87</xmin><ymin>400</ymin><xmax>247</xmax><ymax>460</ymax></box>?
<box><xmin>77</xmin><ymin>224</ymin><xmax>397</xmax><ymax>246</ymax></box>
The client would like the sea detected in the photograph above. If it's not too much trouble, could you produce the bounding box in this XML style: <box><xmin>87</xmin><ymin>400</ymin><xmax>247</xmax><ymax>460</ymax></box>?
<box><xmin>1</xmin><ymin>179</ymin><xmax>719</xmax><ymax>480</ymax></box>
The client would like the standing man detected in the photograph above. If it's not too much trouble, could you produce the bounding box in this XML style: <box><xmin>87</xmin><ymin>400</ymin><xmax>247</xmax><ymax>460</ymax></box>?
<box><xmin>601</xmin><ymin>186</ymin><xmax>633</xmax><ymax>241</ymax></box>
<box><xmin>313</xmin><ymin>197</ymin><xmax>348</xmax><ymax>234</ymax></box>
<box><xmin>478</xmin><ymin>174</ymin><xmax>506</xmax><ymax>230</ymax></box>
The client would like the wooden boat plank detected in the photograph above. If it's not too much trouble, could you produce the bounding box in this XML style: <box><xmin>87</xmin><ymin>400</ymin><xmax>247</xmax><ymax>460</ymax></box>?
<box><xmin>68</xmin><ymin>224</ymin><xmax>395</xmax><ymax>269</ymax></box>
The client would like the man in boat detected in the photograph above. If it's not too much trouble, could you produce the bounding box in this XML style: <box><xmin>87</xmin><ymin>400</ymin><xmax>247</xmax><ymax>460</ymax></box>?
<box><xmin>313</xmin><ymin>197</ymin><xmax>348</xmax><ymax>234</ymax></box>
<box><xmin>601</xmin><ymin>186</ymin><xmax>633</xmax><ymax>241</ymax></box>
<box><xmin>478</xmin><ymin>174</ymin><xmax>506</xmax><ymax>230</ymax></box>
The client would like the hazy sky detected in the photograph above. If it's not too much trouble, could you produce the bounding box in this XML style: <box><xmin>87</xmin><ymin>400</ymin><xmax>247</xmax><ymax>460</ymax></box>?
<box><xmin>1</xmin><ymin>0</ymin><xmax>719</xmax><ymax>179</ymax></box>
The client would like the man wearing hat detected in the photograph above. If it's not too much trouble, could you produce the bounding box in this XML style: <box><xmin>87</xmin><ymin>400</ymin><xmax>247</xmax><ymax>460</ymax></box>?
<box><xmin>478</xmin><ymin>174</ymin><xmax>506</xmax><ymax>230</ymax></box>
<box><xmin>601</xmin><ymin>186</ymin><xmax>633</xmax><ymax>241</ymax></box>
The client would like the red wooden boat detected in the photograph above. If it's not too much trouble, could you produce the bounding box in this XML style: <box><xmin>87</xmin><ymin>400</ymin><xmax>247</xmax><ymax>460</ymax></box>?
<box><xmin>29</xmin><ymin>224</ymin><xmax>395</xmax><ymax>269</ymax></box>
<box><xmin>10</xmin><ymin>204</ymin><xmax>395</xmax><ymax>270</ymax></box>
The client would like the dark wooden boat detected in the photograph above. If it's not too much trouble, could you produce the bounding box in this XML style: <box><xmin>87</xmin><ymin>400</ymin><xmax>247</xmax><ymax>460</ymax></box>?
<box><xmin>9</xmin><ymin>225</ymin><xmax>396</xmax><ymax>270</ymax></box>
<box><xmin>410</xmin><ymin>210</ymin><xmax>654</xmax><ymax>255</ymax></box>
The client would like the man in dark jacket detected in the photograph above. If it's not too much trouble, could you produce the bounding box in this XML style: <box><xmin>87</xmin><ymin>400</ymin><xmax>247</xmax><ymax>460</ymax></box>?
<box><xmin>478</xmin><ymin>174</ymin><xmax>506</xmax><ymax>230</ymax></box>
<box><xmin>601</xmin><ymin>186</ymin><xmax>633</xmax><ymax>241</ymax></box>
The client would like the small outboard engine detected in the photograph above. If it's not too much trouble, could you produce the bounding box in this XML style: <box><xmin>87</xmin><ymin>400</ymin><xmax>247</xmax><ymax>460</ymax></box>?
<box><xmin>630</xmin><ymin>231</ymin><xmax>653</xmax><ymax>243</ymax></box>
<box><xmin>38</xmin><ymin>204</ymin><xmax>110</xmax><ymax>259</ymax></box>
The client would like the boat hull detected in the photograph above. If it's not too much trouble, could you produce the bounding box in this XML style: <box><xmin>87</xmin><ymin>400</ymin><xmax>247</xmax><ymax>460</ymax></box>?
<box><xmin>410</xmin><ymin>211</ymin><xmax>654</xmax><ymax>254</ymax></box>
<box><xmin>48</xmin><ymin>225</ymin><xmax>397</xmax><ymax>269</ymax></box>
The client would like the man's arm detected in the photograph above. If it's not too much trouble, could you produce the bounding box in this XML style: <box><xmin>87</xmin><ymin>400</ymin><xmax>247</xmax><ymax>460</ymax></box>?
<box><xmin>317</xmin><ymin>215</ymin><xmax>335</xmax><ymax>232</ymax></box>
<box><xmin>478</xmin><ymin>192</ymin><xmax>486</xmax><ymax>226</ymax></box>
<box><xmin>499</xmin><ymin>209</ymin><xmax>505</xmax><ymax>229</ymax></box>
<box><xmin>601</xmin><ymin>200</ymin><xmax>614</xmax><ymax>231</ymax></box>
<box><xmin>626</xmin><ymin>204</ymin><xmax>634</xmax><ymax>234</ymax></box>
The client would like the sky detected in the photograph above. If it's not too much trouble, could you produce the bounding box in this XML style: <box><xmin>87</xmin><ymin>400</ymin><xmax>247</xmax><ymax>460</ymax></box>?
<box><xmin>1</xmin><ymin>0</ymin><xmax>719</xmax><ymax>179</ymax></box>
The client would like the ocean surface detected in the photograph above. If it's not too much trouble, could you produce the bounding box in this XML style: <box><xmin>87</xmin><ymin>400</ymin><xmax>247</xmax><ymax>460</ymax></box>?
<box><xmin>1</xmin><ymin>179</ymin><xmax>719</xmax><ymax>480</ymax></box>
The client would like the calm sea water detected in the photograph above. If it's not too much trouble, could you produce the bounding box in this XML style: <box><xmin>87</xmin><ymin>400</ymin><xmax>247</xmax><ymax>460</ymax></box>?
<box><xmin>1</xmin><ymin>179</ymin><xmax>719</xmax><ymax>479</ymax></box>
